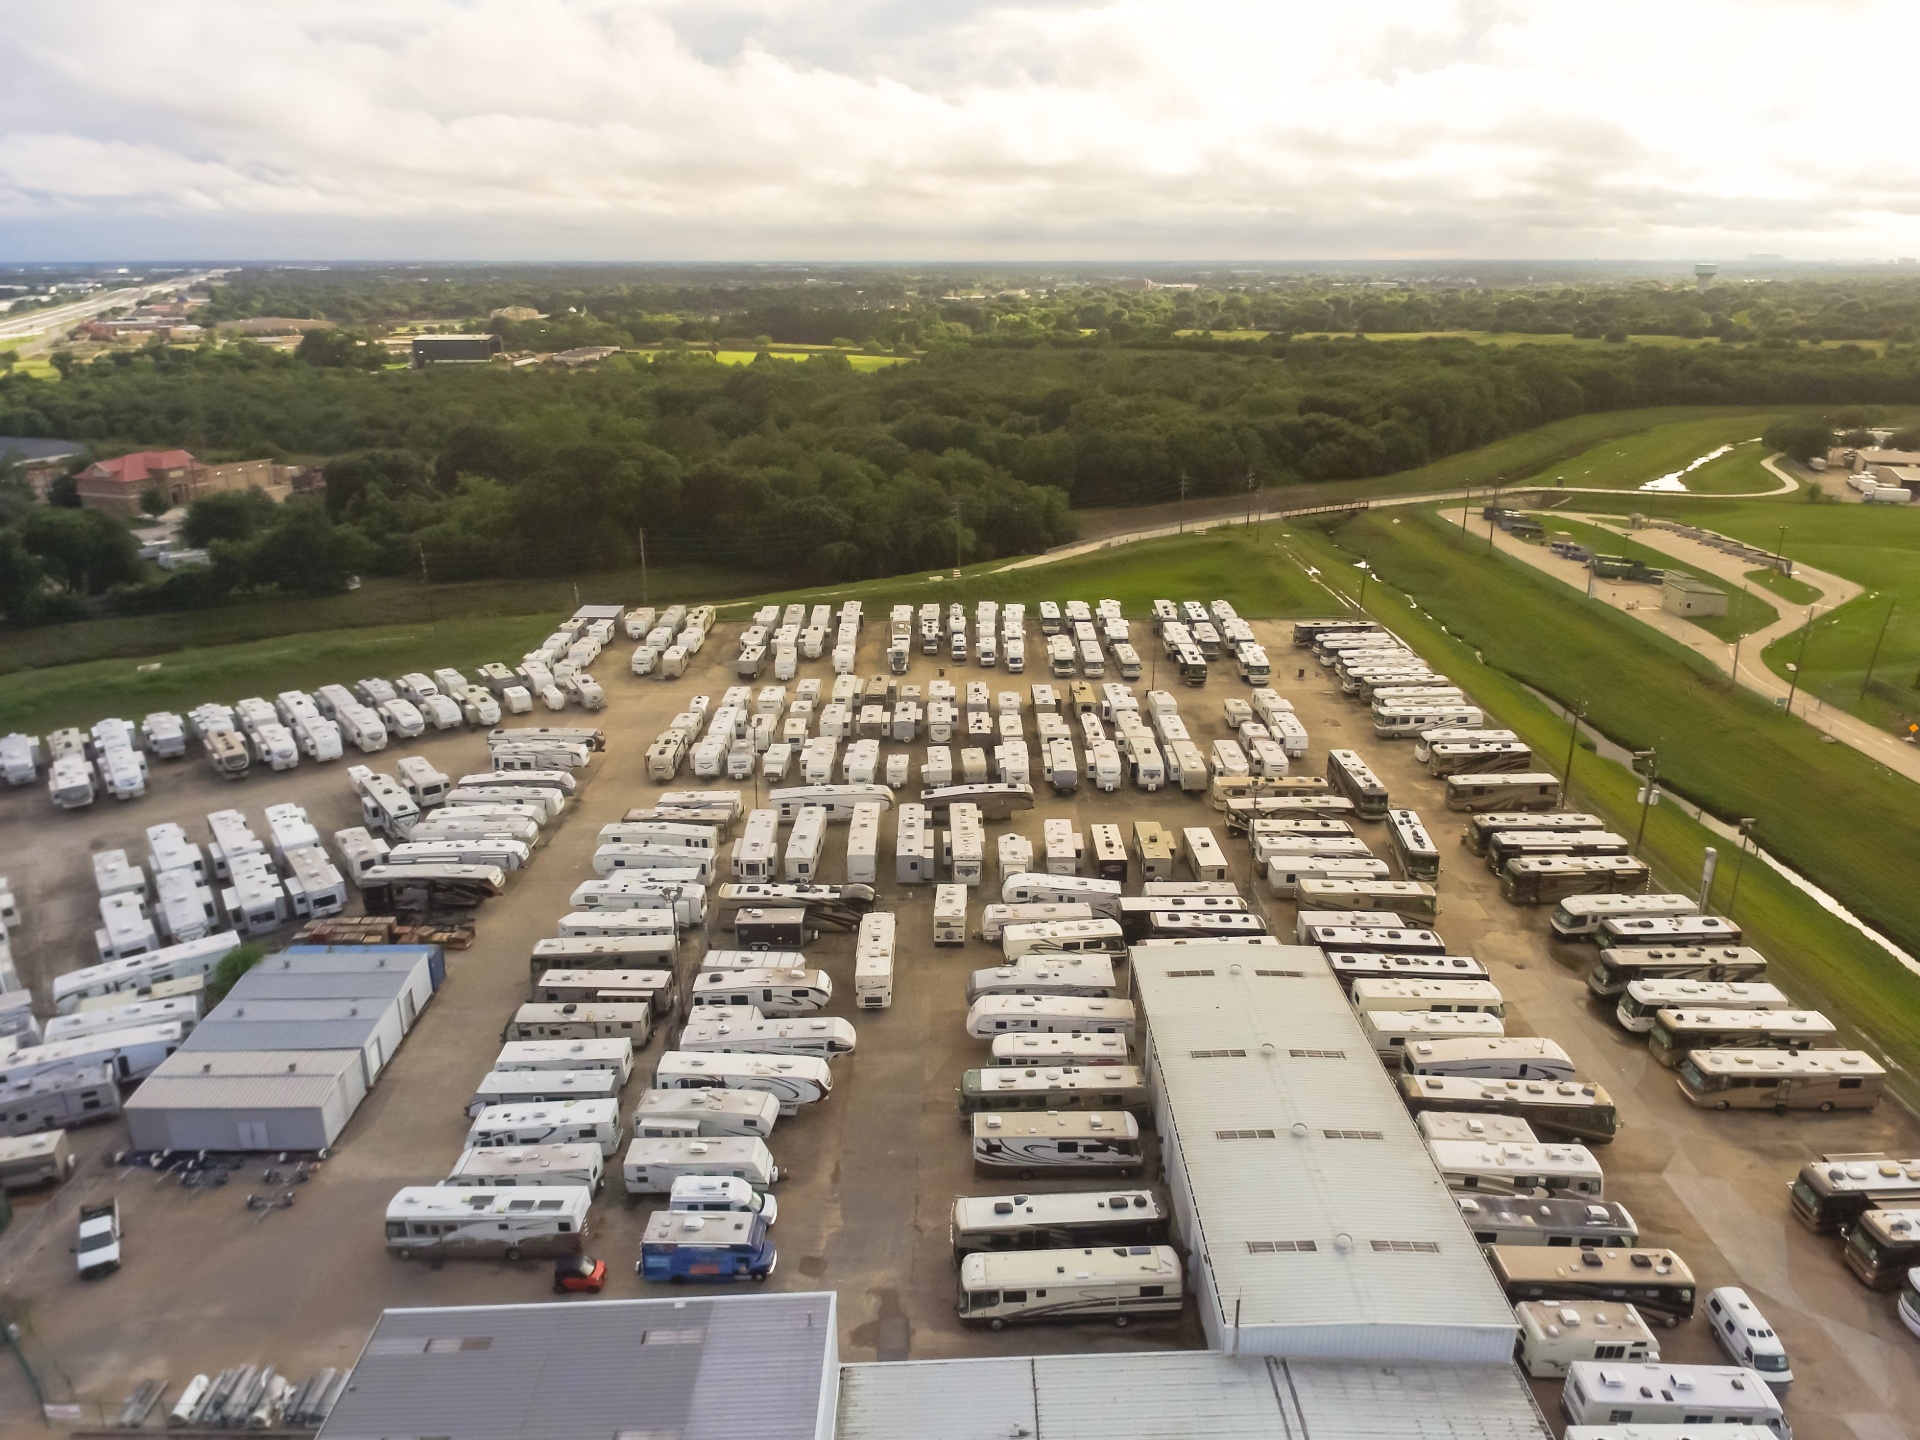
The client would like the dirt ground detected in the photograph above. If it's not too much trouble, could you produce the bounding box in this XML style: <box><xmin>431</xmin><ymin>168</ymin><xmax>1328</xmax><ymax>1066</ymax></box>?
<box><xmin>0</xmin><ymin>612</ymin><xmax>1912</xmax><ymax>1438</ymax></box>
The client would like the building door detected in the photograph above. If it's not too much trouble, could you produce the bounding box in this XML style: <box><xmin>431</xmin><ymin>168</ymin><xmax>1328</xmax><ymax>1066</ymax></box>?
<box><xmin>237</xmin><ymin>1121</ymin><xmax>270</xmax><ymax>1149</ymax></box>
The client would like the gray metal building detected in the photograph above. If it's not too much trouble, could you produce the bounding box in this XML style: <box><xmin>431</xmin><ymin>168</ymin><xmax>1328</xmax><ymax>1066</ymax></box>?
<box><xmin>1131</xmin><ymin>939</ymin><xmax>1519</xmax><ymax>1362</ymax></box>
<box><xmin>228</xmin><ymin>946</ymin><xmax>435</xmax><ymax>1034</ymax></box>
<box><xmin>837</xmin><ymin>1352</ymin><xmax>1549</xmax><ymax>1440</ymax></box>
<box><xmin>124</xmin><ymin>1049</ymin><xmax>366</xmax><ymax>1151</ymax></box>
<box><xmin>182</xmin><ymin>1000</ymin><xmax>404</xmax><ymax>1089</ymax></box>
<box><xmin>319</xmin><ymin>1293</ymin><xmax>839</xmax><ymax>1440</ymax></box>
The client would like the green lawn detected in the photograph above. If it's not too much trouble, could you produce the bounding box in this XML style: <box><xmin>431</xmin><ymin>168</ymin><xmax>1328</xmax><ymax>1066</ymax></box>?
<box><xmin>1529</xmin><ymin>418</ymin><xmax>1781</xmax><ymax>493</ymax></box>
<box><xmin>1547</xmin><ymin>495</ymin><xmax>1920</xmax><ymax>735</ymax></box>
<box><xmin>1283</xmin><ymin>331</ymin><xmax>1730</xmax><ymax>349</ymax></box>
<box><xmin>1285</xmin><ymin>506</ymin><xmax>1920</xmax><ymax>1102</ymax></box>
<box><xmin>1746</xmin><ymin>566</ymin><xmax>1821</xmax><ymax>605</ymax></box>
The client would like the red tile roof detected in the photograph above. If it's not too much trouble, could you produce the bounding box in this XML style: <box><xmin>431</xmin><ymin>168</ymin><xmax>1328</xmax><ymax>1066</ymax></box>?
<box><xmin>82</xmin><ymin>450</ymin><xmax>196</xmax><ymax>485</ymax></box>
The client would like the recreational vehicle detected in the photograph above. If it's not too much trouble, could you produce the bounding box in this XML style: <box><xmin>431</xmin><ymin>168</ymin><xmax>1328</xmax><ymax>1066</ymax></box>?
<box><xmin>971</xmin><ymin>1111</ymin><xmax>1144</xmax><ymax>1178</ymax></box>
<box><xmin>385</xmin><ymin>1185</ymin><xmax>591</xmax><ymax>1259</ymax></box>
<box><xmin>651</xmin><ymin>1051</ymin><xmax>832</xmax><ymax>1114</ymax></box>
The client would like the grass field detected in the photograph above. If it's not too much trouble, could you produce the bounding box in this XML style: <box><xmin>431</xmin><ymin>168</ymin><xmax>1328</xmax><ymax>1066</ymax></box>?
<box><xmin>1746</xmin><ymin>566</ymin><xmax>1821</xmax><ymax>605</ymax></box>
<box><xmin>1283</xmin><ymin>507</ymin><xmax>1920</xmax><ymax>1098</ymax></box>
<box><xmin>1283</xmin><ymin>331</ymin><xmax>1728</xmax><ymax>349</ymax></box>
<box><xmin>1544</xmin><ymin>494</ymin><xmax>1920</xmax><ymax>735</ymax></box>
<box><xmin>1526</xmin><ymin>418</ymin><xmax>1783</xmax><ymax>493</ymax></box>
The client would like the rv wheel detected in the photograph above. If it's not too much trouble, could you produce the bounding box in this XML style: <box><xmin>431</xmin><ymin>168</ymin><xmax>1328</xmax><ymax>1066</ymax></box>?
<box><xmin>1714</xmin><ymin>1101</ymin><xmax>1730</xmax><ymax>1111</ymax></box>
<box><xmin>397</xmin><ymin>1248</ymin><xmax>413</xmax><ymax>1260</ymax></box>
<box><xmin>505</xmin><ymin>1245</ymin><xmax>521</xmax><ymax>1261</ymax></box>
<box><xmin>989</xmin><ymin>1318</ymin><xmax>1006</xmax><ymax>1331</ymax></box>
<box><xmin>1018</xmin><ymin>1169</ymin><xmax>1034</xmax><ymax>1181</ymax></box>
<box><xmin>751</xmin><ymin>1270</ymin><xmax>769</xmax><ymax>1283</ymax></box>
<box><xmin>1818</xmin><ymin>1101</ymin><xmax>1835</xmax><ymax>1112</ymax></box>
<box><xmin>1113</xmin><ymin>1315</ymin><xmax>1130</xmax><ymax>1329</ymax></box>
<box><xmin>1664</xmin><ymin>1315</ymin><xmax>1678</xmax><ymax>1329</ymax></box>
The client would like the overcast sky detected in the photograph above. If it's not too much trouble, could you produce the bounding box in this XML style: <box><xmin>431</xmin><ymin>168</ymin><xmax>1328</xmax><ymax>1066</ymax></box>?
<box><xmin>1</xmin><ymin>0</ymin><xmax>1913</xmax><ymax>262</ymax></box>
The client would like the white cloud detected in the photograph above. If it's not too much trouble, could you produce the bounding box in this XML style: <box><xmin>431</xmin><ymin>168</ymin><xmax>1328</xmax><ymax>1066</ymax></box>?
<box><xmin>0</xmin><ymin>0</ymin><xmax>1915</xmax><ymax>258</ymax></box>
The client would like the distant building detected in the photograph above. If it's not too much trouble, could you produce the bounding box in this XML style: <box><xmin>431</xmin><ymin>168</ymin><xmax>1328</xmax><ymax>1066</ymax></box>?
<box><xmin>411</xmin><ymin>334</ymin><xmax>501</xmax><ymax>369</ymax></box>
<box><xmin>74</xmin><ymin>450</ymin><xmax>310</xmax><ymax>517</ymax></box>
<box><xmin>1661</xmin><ymin>572</ymin><xmax>1729</xmax><ymax>617</ymax></box>
<box><xmin>0</xmin><ymin>436</ymin><xmax>84</xmax><ymax>497</ymax></box>
<box><xmin>547</xmin><ymin>345</ymin><xmax>620</xmax><ymax>367</ymax></box>
<box><xmin>489</xmin><ymin>306</ymin><xmax>545</xmax><ymax>322</ymax></box>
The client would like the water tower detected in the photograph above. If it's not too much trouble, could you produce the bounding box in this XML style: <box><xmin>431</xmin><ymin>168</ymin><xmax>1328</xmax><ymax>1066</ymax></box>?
<box><xmin>1694</xmin><ymin>262</ymin><xmax>1719</xmax><ymax>293</ymax></box>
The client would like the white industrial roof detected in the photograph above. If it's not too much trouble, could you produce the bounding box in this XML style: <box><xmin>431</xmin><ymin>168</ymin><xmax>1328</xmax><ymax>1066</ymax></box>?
<box><xmin>837</xmin><ymin>1353</ymin><xmax>1548</xmax><ymax>1440</ymax></box>
<box><xmin>1132</xmin><ymin>940</ymin><xmax>1517</xmax><ymax>1360</ymax></box>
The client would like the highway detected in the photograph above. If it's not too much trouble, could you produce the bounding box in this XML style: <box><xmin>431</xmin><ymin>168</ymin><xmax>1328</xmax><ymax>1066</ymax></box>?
<box><xmin>0</xmin><ymin>271</ymin><xmax>213</xmax><ymax>350</ymax></box>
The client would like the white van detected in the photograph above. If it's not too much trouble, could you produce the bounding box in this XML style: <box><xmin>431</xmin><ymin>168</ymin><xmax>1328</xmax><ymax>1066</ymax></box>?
<box><xmin>621</xmin><ymin>1135</ymin><xmax>779</xmax><ymax>1195</ymax></box>
<box><xmin>464</xmin><ymin>1097</ymin><xmax>623</xmax><ymax>1156</ymax></box>
<box><xmin>1704</xmin><ymin>1287</ymin><xmax>1792</xmax><ymax>1384</ymax></box>
<box><xmin>652</xmin><ymin>1051</ymin><xmax>832</xmax><ymax>1114</ymax></box>
<box><xmin>670</xmin><ymin>1174</ymin><xmax>778</xmax><ymax>1226</ymax></box>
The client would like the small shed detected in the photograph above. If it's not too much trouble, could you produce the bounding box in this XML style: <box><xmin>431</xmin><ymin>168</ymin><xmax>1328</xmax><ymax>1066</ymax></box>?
<box><xmin>1661</xmin><ymin>572</ymin><xmax>1728</xmax><ymax>617</ymax></box>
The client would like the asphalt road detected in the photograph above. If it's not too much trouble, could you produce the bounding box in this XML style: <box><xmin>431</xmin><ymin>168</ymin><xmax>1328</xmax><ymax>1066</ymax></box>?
<box><xmin>0</xmin><ymin>615</ymin><xmax>1912</xmax><ymax>1438</ymax></box>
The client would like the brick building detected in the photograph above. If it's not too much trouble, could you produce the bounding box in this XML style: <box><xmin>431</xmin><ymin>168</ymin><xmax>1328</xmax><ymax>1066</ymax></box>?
<box><xmin>74</xmin><ymin>451</ymin><xmax>306</xmax><ymax>517</ymax></box>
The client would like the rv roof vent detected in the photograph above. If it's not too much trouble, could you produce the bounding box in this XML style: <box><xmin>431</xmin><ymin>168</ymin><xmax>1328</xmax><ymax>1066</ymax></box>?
<box><xmin>1559</xmin><ymin>1307</ymin><xmax>1581</xmax><ymax>1326</ymax></box>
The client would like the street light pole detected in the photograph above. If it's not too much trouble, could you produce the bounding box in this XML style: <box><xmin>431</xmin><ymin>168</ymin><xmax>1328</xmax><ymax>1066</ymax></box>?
<box><xmin>1178</xmin><ymin>471</ymin><xmax>1190</xmax><ymax>534</ymax></box>
<box><xmin>1861</xmin><ymin>598</ymin><xmax>1897</xmax><ymax>699</ymax></box>
<box><xmin>1727</xmin><ymin>818</ymin><xmax>1757</xmax><ymax>916</ymax></box>
<box><xmin>1783</xmin><ymin>606</ymin><xmax>1816</xmax><ymax>715</ymax></box>
<box><xmin>1631</xmin><ymin>749</ymin><xmax>1659</xmax><ymax>857</ymax></box>
<box><xmin>1560</xmin><ymin>699</ymin><xmax>1586</xmax><ymax>804</ymax></box>
<box><xmin>1728</xmin><ymin>583</ymin><xmax>1749</xmax><ymax>689</ymax></box>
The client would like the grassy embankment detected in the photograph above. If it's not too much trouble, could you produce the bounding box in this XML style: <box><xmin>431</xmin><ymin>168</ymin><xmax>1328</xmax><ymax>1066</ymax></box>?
<box><xmin>1545</xmin><ymin>495</ymin><xmax>1920</xmax><ymax>736</ymax></box>
<box><xmin>1284</xmin><ymin>506</ymin><xmax>1920</xmax><ymax>1100</ymax></box>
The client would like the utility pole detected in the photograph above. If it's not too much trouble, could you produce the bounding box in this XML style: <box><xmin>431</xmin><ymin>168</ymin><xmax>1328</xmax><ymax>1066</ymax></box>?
<box><xmin>1245</xmin><ymin>468</ymin><xmax>1257</xmax><ymax>528</ymax></box>
<box><xmin>1631</xmin><ymin>748</ymin><xmax>1659</xmax><ymax>857</ymax></box>
<box><xmin>1783</xmin><ymin>606</ymin><xmax>1815</xmax><ymax>715</ymax></box>
<box><xmin>1486</xmin><ymin>486</ymin><xmax>1500</xmax><ymax>555</ymax></box>
<box><xmin>1461</xmin><ymin>486</ymin><xmax>1472</xmax><ymax>541</ymax></box>
<box><xmin>1560</xmin><ymin>698</ymin><xmax>1586</xmax><ymax>804</ymax></box>
<box><xmin>1178</xmin><ymin>471</ymin><xmax>1190</xmax><ymax>534</ymax></box>
<box><xmin>1728</xmin><ymin>583</ymin><xmax>1750</xmax><ymax>689</ymax></box>
<box><xmin>416</xmin><ymin>543</ymin><xmax>434</xmax><ymax>622</ymax></box>
<box><xmin>1727</xmin><ymin>818</ymin><xmax>1757</xmax><ymax>916</ymax></box>
<box><xmin>638</xmin><ymin>527</ymin><xmax>649</xmax><ymax>605</ymax></box>
<box><xmin>1861</xmin><ymin>598</ymin><xmax>1896</xmax><ymax>699</ymax></box>
<box><xmin>1775</xmin><ymin>523</ymin><xmax>1789</xmax><ymax>573</ymax></box>
<box><xmin>953</xmin><ymin>497</ymin><xmax>964</xmax><ymax>576</ymax></box>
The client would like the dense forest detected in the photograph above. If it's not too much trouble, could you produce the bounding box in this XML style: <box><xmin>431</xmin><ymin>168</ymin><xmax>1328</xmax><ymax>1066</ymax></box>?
<box><xmin>4</xmin><ymin>264</ymin><xmax>1920</xmax><ymax>624</ymax></box>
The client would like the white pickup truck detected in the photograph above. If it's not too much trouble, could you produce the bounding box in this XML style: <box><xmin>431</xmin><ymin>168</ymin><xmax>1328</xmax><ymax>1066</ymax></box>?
<box><xmin>75</xmin><ymin>1199</ymin><xmax>121</xmax><ymax>1278</ymax></box>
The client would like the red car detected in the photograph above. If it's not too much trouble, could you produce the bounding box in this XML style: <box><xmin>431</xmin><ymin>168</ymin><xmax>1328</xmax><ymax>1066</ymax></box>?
<box><xmin>553</xmin><ymin>1254</ymin><xmax>607</xmax><ymax>1293</ymax></box>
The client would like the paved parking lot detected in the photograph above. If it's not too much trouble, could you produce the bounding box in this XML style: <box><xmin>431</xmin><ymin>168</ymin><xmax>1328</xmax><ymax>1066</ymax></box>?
<box><xmin>0</xmin><ymin>613</ymin><xmax>1914</xmax><ymax>1437</ymax></box>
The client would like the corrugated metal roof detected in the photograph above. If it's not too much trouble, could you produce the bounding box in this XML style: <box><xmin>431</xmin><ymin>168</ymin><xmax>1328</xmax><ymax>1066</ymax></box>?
<box><xmin>226</xmin><ymin>970</ymin><xmax>415</xmax><ymax>1002</ymax></box>
<box><xmin>319</xmin><ymin>1294</ymin><xmax>835</xmax><ymax>1440</ymax></box>
<box><xmin>836</xmin><ymin>1354</ymin><xmax>1548</xmax><ymax>1440</ymax></box>
<box><xmin>1132</xmin><ymin>941</ymin><xmax>1515</xmax><ymax>1352</ymax></box>
<box><xmin>124</xmin><ymin>1074</ymin><xmax>347</xmax><ymax>1112</ymax></box>
<box><xmin>181</xmin><ymin>1019</ymin><xmax>386</xmax><ymax>1052</ymax></box>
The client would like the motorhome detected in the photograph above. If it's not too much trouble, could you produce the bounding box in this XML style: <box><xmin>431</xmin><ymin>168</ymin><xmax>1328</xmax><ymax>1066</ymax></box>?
<box><xmin>989</xmin><ymin>1033</ymin><xmax>1130</xmax><ymax>1068</ymax></box>
<box><xmin>1501</xmin><ymin>855</ymin><xmax>1650</xmax><ymax>906</ymax></box>
<box><xmin>1325</xmin><ymin>952</ymin><xmax>1490</xmax><ymax>990</ymax></box>
<box><xmin>465</xmin><ymin>1098</ymin><xmax>623</xmax><ymax>1156</ymax></box>
<box><xmin>639</xmin><ymin>1210</ymin><xmax>777</xmax><ymax>1283</ymax></box>
<box><xmin>530</xmin><ymin>934</ymin><xmax>677</xmax><ymax>976</ymax></box>
<box><xmin>1349</xmin><ymin>977</ymin><xmax>1504</xmax><ymax>1016</ymax></box>
<box><xmin>1842</xmin><ymin>1206</ymin><xmax>1920</xmax><ymax>1289</ymax></box>
<box><xmin>1616</xmin><ymin>980</ymin><xmax>1789</xmax><ymax>1034</ymax></box>
<box><xmin>651</xmin><ymin>1051</ymin><xmax>832</xmax><ymax>1115</ymax></box>
<box><xmin>1409</xmin><ymin>1073</ymin><xmax>1610</xmax><ymax>1147</ymax></box>
<box><xmin>1361</xmin><ymin>1009</ymin><xmax>1506</xmax><ymax>1061</ymax></box>
<box><xmin>1789</xmin><ymin>1151</ymin><xmax>1920</xmax><ymax>1231</ymax></box>
<box><xmin>670</xmin><ymin>1174</ymin><xmax>778</xmax><ymax>1226</ymax></box>
<box><xmin>621</xmin><ymin>1136</ymin><xmax>779</xmax><ymax>1194</ymax></box>
<box><xmin>631</xmin><ymin>1087</ymin><xmax>781</xmax><ymax>1139</ymax></box>
<box><xmin>998</xmin><ymin>918</ymin><xmax>1126</xmax><ymax>963</ymax></box>
<box><xmin>688</xmin><ymin>968</ymin><xmax>832</xmax><ymax>1017</ymax></box>
<box><xmin>1585</xmin><ymin>945</ymin><xmax>1768</xmax><ymax>999</ymax></box>
<box><xmin>1299</xmin><ymin>924</ymin><xmax>1446</xmax><ymax>955</ymax></box>
<box><xmin>951</xmin><ymin>1190</ymin><xmax>1167</xmax><ymax>1259</ymax></box>
<box><xmin>466</xmin><ymin>1068</ymin><xmax>622</xmax><ymax>1117</ymax></box>
<box><xmin>677</xmin><ymin>1015</ymin><xmax>857</xmax><ymax>1059</ymax></box>
<box><xmin>1645</xmin><ymin>1008</ymin><xmax>1835</xmax><ymax>1068</ymax></box>
<box><xmin>854</xmin><ymin>911</ymin><xmax>895</xmax><ymax>1010</ymax></box>
<box><xmin>1444</xmin><ymin>772</ymin><xmax>1562</xmax><ymax>812</ymax></box>
<box><xmin>1456</xmin><ymin>1194</ymin><xmax>1637</xmax><ymax>1248</ymax></box>
<box><xmin>964</xmin><ymin>994</ymin><xmax>1137</xmax><ymax>1040</ymax></box>
<box><xmin>968</xmin><ymin>954</ymin><xmax>1119</xmax><ymax>1002</ymax></box>
<box><xmin>1402</xmin><ymin>1036</ymin><xmax>1577</xmax><ymax>1081</ymax></box>
<box><xmin>998</xmin><ymin>872</ymin><xmax>1123</xmax><ymax>919</ymax></box>
<box><xmin>384</xmin><ymin>1185</ymin><xmax>592</xmax><ymax>1259</ymax></box>
<box><xmin>506</xmin><ymin>1003</ymin><xmax>653</xmax><ymax>1045</ymax></box>
<box><xmin>532</xmin><ymin>969</ymin><xmax>672</xmax><ymax>1011</ymax></box>
<box><xmin>0</xmin><ymin>1132</ymin><xmax>76</xmax><ymax>1191</ymax></box>
<box><xmin>493</xmin><ymin>1038</ymin><xmax>634</xmax><ymax>1084</ymax></box>
<box><xmin>1384</xmin><ymin>809</ymin><xmax>1441</xmax><ymax>882</ymax></box>
<box><xmin>971</xmin><ymin>1111</ymin><xmax>1143</xmax><ymax>1177</ymax></box>
<box><xmin>1558</xmin><ymin>1363</ymin><xmax>1784</xmax><ymax>1433</ymax></box>
<box><xmin>0</xmin><ymin>1063</ymin><xmax>124</xmax><ymax>1138</ymax></box>
<box><xmin>1552</xmin><ymin>893</ymin><xmax>1698</xmax><ymax>940</ymax></box>
<box><xmin>1324</xmin><ymin>749</ymin><xmax>1390</xmax><ymax>819</ymax></box>
<box><xmin>1679</xmin><ymin>1048</ymin><xmax>1884</xmax><ymax>1114</ymax></box>
<box><xmin>1514</xmin><ymin>1300</ymin><xmax>1660</xmax><ymax>1378</ymax></box>
<box><xmin>1426</xmin><ymin>1138</ymin><xmax>1605</xmax><ymax>1200</ymax></box>
<box><xmin>1597</xmin><ymin>916</ymin><xmax>1744</xmax><ymax>951</ymax></box>
<box><xmin>959</xmin><ymin>1066</ymin><xmax>1148</xmax><ymax>1116</ymax></box>
<box><xmin>1490</xmin><ymin>1249</ymin><xmax>1698</xmax><ymax>1326</ymax></box>
<box><xmin>1296</xmin><ymin>878</ymin><xmax>1440</xmax><ymax>921</ymax></box>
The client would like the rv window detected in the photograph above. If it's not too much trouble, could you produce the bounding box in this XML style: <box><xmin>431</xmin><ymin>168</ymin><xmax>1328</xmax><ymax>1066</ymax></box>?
<box><xmin>1841</xmin><ymin>1078</ymin><xmax>1863</xmax><ymax>1089</ymax></box>
<box><xmin>537</xmin><ymin>1199</ymin><xmax>564</xmax><ymax>1210</ymax></box>
<box><xmin>1003</xmin><ymin>1290</ymin><xmax>1028</xmax><ymax>1302</ymax></box>
<box><xmin>1057</xmin><ymin>1141</ymin><xmax>1079</xmax><ymax>1153</ymax></box>
<box><xmin>972</xmin><ymin>1291</ymin><xmax>1000</xmax><ymax>1309</ymax></box>
<box><xmin>508</xmin><ymin>1199</ymin><xmax>535</xmax><ymax>1211</ymax></box>
<box><xmin>1140</xmin><ymin>1286</ymin><xmax>1165</xmax><ymax>1297</ymax></box>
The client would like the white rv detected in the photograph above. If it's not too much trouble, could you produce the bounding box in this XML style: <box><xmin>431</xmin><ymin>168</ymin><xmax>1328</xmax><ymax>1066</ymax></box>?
<box><xmin>651</xmin><ymin>1052</ymin><xmax>832</xmax><ymax>1114</ymax></box>
<box><xmin>621</xmin><ymin>1135</ymin><xmax>779</xmax><ymax>1194</ymax></box>
<box><xmin>385</xmin><ymin>1185</ymin><xmax>591</xmax><ymax>1258</ymax></box>
<box><xmin>465</xmin><ymin>1098</ymin><xmax>623</xmax><ymax>1156</ymax></box>
<box><xmin>631</xmin><ymin>1087</ymin><xmax>781</xmax><ymax>1139</ymax></box>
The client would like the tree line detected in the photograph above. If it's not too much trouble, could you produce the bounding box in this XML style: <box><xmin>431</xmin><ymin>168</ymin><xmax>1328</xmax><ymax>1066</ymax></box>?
<box><xmin>1</xmin><ymin>320</ymin><xmax>1916</xmax><ymax>623</ymax></box>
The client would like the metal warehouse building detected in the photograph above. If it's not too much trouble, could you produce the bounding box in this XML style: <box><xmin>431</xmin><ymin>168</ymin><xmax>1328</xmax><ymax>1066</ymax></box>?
<box><xmin>122</xmin><ymin>946</ymin><xmax>441</xmax><ymax>1152</ymax></box>
<box><xmin>319</xmin><ymin>1293</ymin><xmax>839</xmax><ymax>1440</ymax></box>
<box><xmin>124</xmin><ymin>1049</ymin><xmax>367</xmax><ymax>1152</ymax></box>
<box><xmin>837</xmin><ymin>1352</ymin><xmax>1548</xmax><ymax>1440</ymax></box>
<box><xmin>1131</xmin><ymin>938</ymin><xmax>1518</xmax><ymax>1362</ymax></box>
